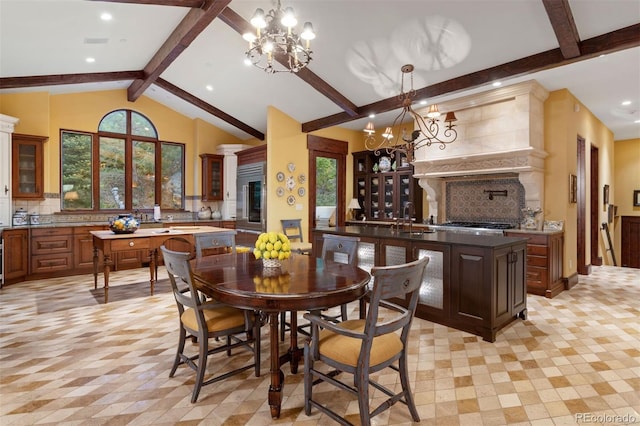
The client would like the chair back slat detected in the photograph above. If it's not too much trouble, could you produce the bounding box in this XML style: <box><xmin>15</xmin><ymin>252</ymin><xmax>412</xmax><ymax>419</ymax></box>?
<box><xmin>195</xmin><ymin>230</ymin><xmax>237</xmax><ymax>258</ymax></box>
<box><xmin>321</xmin><ymin>234</ymin><xmax>359</xmax><ymax>265</ymax></box>
<box><xmin>281</xmin><ymin>219</ymin><xmax>305</xmax><ymax>242</ymax></box>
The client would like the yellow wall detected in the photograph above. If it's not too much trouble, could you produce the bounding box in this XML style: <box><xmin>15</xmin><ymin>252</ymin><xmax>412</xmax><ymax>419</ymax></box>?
<box><xmin>544</xmin><ymin>89</ymin><xmax>616</xmax><ymax>274</ymax></box>
<box><xmin>265</xmin><ymin>106</ymin><xmax>363</xmax><ymax>237</ymax></box>
<box><xmin>0</xmin><ymin>89</ymin><xmax>247</xmax><ymax>201</ymax></box>
<box><xmin>613</xmin><ymin>138</ymin><xmax>640</xmax><ymax>261</ymax></box>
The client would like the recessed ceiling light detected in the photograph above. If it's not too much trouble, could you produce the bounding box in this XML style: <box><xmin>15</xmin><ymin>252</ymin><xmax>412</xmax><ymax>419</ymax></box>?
<box><xmin>621</xmin><ymin>100</ymin><xmax>632</xmax><ymax>106</ymax></box>
<box><xmin>492</xmin><ymin>81</ymin><xmax>502</xmax><ymax>87</ymax></box>
<box><xmin>635</xmin><ymin>119</ymin><xmax>640</xmax><ymax>124</ymax></box>
<box><xmin>419</xmin><ymin>100</ymin><xmax>427</xmax><ymax>105</ymax></box>
<box><xmin>100</xmin><ymin>12</ymin><xmax>112</xmax><ymax>21</ymax></box>
<box><xmin>206</xmin><ymin>85</ymin><xmax>213</xmax><ymax>91</ymax></box>
<box><xmin>244</xmin><ymin>58</ymin><xmax>252</xmax><ymax>66</ymax></box>
<box><xmin>85</xmin><ymin>57</ymin><xmax>95</xmax><ymax>63</ymax></box>
<box><xmin>368</xmin><ymin>113</ymin><xmax>375</xmax><ymax>119</ymax></box>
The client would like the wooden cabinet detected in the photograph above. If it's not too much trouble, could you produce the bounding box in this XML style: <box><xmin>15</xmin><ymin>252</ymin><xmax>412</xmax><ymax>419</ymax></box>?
<box><xmin>505</xmin><ymin>230</ymin><xmax>564</xmax><ymax>298</ymax></box>
<box><xmin>2</xmin><ymin>228</ymin><xmax>28</xmax><ymax>283</ymax></box>
<box><xmin>353</xmin><ymin>150</ymin><xmax>422</xmax><ymax>223</ymax></box>
<box><xmin>30</xmin><ymin>227</ymin><xmax>73</xmax><ymax>276</ymax></box>
<box><xmin>200</xmin><ymin>153</ymin><xmax>224</xmax><ymax>201</ymax></box>
<box><xmin>12</xmin><ymin>134</ymin><xmax>47</xmax><ymax>199</ymax></box>
<box><xmin>74</xmin><ymin>225</ymin><xmax>108</xmax><ymax>273</ymax></box>
<box><xmin>450</xmin><ymin>242</ymin><xmax>527</xmax><ymax>341</ymax></box>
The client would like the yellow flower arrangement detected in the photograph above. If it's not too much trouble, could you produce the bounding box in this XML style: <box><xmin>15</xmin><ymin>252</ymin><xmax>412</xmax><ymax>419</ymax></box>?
<box><xmin>253</xmin><ymin>231</ymin><xmax>292</xmax><ymax>261</ymax></box>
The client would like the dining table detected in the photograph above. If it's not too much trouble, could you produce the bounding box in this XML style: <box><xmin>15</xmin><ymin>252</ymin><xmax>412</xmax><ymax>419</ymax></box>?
<box><xmin>190</xmin><ymin>252</ymin><xmax>371</xmax><ymax>419</ymax></box>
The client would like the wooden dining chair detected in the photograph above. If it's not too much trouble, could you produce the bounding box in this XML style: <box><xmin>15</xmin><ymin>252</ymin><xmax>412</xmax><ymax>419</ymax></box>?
<box><xmin>281</xmin><ymin>219</ymin><xmax>312</xmax><ymax>255</ymax></box>
<box><xmin>160</xmin><ymin>245</ymin><xmax>260</xmax><ymax>403</ymax></box>
<box><xmin>303</xmin><ymin>256</ymin><xmax>429</xmax><ymax>425</ymax></box>
<box><xmin>281</xmin><ymin>234</ymin><xmax>360</xmax><ymax>341</ymax></box>
<box><xmin>194</xmin><ymin>230</ymin><xmax>236</xmax><ymax>258</ymax></box>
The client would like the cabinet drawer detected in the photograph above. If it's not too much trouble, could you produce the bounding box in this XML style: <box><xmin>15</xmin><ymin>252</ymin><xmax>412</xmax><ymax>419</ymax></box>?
<box><xmin>31</xmin><ymin>253</ymin><xmax>73</xmax><ymax>274</ymax></box>
<box><xmin>31</xmin><ymin>227</ymin><xmax>72</xmax><ymax>237</ymax></box>
<box><xmin>527</xmin><ymin>254</ymin><xmax>548</xmax><ymax>267</ymax></box>
<box><xmin>111</xmin><ymin>238</ymin><xmax>151</xmax><ymax>251</ymax></box>
<box><xmin>528</xmin><ymin>244</ymin><xmax>548</xmax><ymax>256</ymax></box>
<box><xmin>31</xmin><ymin>235</ymin><xmax>73</xmax><ymax>255</ymax></box>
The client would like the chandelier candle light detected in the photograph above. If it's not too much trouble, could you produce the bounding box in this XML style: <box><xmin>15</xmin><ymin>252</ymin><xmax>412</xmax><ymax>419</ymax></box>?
<box><xmin>364</xmin><ymin>64</ymin><xmax>458</xmax><ymax>163</ymax></box>
<box><xmin>243</xmin><ymin>0</ymin><xmax>316</xmax><ymax>74</ymax></box>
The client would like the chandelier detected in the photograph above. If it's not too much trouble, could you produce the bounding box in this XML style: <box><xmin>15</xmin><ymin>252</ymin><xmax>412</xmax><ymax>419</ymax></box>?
<box><xmin>364</xmin><ymin>64</ymin><xmax>457</xmax><ymax>163</ymax></box>
<box><xmin>242</xmin><ymin>0</ymin><xmax>316</xmax><ymax>74</ymax></box>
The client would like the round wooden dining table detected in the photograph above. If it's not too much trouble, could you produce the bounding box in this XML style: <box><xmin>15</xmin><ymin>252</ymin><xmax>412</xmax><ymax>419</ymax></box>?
<box><xmin>190</xmin><ymin>252</ymin><xmax>370</xmax><ymax>419</ymax></box>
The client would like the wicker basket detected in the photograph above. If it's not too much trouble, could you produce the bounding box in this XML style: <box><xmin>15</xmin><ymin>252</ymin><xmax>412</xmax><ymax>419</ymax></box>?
<box><xmin>262</xmin><ymin>258</ymin><xmax>281</xmax><ymax>269</ymax></box>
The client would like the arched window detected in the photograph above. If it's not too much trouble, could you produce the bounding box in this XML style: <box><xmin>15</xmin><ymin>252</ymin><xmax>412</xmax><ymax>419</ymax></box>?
<box><xmin>61</xmin><ymin>109</ymin><xmax>184</xmax><ymax>212</ymax></box>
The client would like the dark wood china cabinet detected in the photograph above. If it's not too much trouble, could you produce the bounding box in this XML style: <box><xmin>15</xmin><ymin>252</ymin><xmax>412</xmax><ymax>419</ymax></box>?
<box><xmin>352</xmin><ymin>150</ymin><xmax>422</xmax><ymax>223</ymax></box>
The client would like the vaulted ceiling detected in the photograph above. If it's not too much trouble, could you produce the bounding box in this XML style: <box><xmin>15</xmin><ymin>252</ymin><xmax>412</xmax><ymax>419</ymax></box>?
<box><xmin>1</xmin><ymin>0</ymin><xmax>639</xmax><ymax>141</ymax></box>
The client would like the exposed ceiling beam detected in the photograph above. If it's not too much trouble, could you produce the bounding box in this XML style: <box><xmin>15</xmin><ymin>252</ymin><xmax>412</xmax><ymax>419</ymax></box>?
<box><xmin>155</xmin><ymin>78</ymin><xmax>264</xmax><ymax>140</ymax></box>
<box><xmin>127</xmin><ymin>0</ymin><xmax>232</xmax><ymax>102</ymax></box>
<box><xmin>218</xmin><ymin>7</ymin><xmax>360</xmax><ymax>117</ymax></box>
<box><xmin>542</xmin><ymin>0</ymin><xmax>581</xmax><ymax>59</ymax></box>
<box><xmin>302</xmin><ymin>23</ymin><xmax>640</xmax><ymax>133</ymax></box>
<box><xmin>0</xmin><ymin>71</ymin><xmax>144</xmax><ymax>89</ymax></box>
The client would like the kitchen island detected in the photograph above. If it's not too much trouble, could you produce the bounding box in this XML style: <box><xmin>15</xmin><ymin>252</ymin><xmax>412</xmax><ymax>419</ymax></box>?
<box><xmin>312</xmin><ymin>226</ymin><xmax>529</xmax><ymax>342</ymax></box>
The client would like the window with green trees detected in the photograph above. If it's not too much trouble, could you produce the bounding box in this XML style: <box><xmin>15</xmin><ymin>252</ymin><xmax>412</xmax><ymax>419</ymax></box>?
<box><xmin>61</xmin><ymin>109</ymin><xmax>184</xmax><ymax>211</ymax></box>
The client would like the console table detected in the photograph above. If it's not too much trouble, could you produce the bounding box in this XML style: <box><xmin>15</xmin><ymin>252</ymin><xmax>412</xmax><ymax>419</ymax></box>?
<box><xmin>91</xmin><ymin>226</ymin><xmax>227</xmax><ymax>303</ymax></box>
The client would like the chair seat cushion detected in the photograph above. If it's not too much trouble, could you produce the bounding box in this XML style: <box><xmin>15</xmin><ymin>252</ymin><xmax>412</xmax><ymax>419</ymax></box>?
<box><xmin>181</xmin><ymin>306</ymin><xmax>247</xmax><ymax>332</ymax></box>
<box><xmin>317</xmin><ymin>319</ymin><xmax>402</xmax><ymax>367</ymax></box>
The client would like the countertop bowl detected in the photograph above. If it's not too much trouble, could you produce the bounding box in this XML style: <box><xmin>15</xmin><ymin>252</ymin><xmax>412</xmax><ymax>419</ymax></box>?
<box><xmin>108</xmin><ymin>215</ymin><xmax>139</xmax><ymax>234</ymax></box>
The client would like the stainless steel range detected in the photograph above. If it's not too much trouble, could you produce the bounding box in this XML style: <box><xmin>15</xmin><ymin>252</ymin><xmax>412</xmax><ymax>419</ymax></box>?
<box><xmin>429</xmin><ymin>221</ymin><xmax>516</xmax><ymax>236</ymax></box>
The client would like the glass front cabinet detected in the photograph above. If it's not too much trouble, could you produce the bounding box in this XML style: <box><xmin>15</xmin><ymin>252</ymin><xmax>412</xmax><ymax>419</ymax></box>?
<box><xmin>200</xmin><ymin>153</ymin><xmax>224</xmax><ymax>201</ymax></box>
<box><xmin>352</xmin><ymin>150</ymin><xmax>422</xmax><ymax>223</ymax></box>
<box><xmin>12</xmin><ymin>134</ymin><xmax>47</xmax><ymax>199</ymax></box>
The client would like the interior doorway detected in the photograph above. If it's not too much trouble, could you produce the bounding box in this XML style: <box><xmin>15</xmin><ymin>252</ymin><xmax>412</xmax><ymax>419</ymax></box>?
<box><xmin>307</xmin><ymin>135</ymin><xmax>347</xmax><ymax>241</ymax></box>
<box><xmin>590</xmin><ymin>144</ymin><xmax>602</xmax><ymax>266</ymax></box>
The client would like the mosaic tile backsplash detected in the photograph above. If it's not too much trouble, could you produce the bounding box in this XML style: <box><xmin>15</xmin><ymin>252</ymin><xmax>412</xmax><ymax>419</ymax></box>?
<box><xmin>445</xmin><ymin>177</ymin><xmax>525</xmax><ymax>225</ymax></box>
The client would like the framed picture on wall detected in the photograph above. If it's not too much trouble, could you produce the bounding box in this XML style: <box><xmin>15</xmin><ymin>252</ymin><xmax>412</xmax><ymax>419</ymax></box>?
<box><xmin>634</xmin><ymin>190</ymin><xmax>640</xmax><ymax>207</ymax></box>
<box><xmin>603</xmin><ymin>184</ymin><xmax>609</xmax><ymax>205</ymax></box>
<box><xmin>569</xmin><ymin>174</ymin><xmax>577</xmax><ymax>203</ymax></box>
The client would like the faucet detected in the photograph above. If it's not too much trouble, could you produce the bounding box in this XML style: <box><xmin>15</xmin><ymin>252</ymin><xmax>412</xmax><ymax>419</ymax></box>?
<box><xmin>402</xmin><ymin>202</ymin><xmax>415</xmax><ymax>234</ymax></box>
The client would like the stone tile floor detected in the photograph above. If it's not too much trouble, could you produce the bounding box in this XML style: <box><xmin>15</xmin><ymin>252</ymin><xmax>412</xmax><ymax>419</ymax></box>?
<box><xmin>0</xmin><ymin>265</ymin><xmax>638</xmax><ymax>425</ymax></box>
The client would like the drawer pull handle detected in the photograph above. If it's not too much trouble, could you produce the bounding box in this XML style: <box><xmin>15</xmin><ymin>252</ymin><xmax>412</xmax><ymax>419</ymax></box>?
<box><xmin>129</xmin><ymin>241</ymin><xmax>135</xmax><ymax>247</ymax></box>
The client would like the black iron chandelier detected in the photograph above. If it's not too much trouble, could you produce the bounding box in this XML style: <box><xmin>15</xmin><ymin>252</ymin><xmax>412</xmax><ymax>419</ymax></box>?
<box><xmin>242</xmin><ymin>0</ymin><xmax>316</xmax><ymax>74</ymax></box>
<box><xmin>364</xmin><ymin>64</ymin><xmax>458</xmax><ymax>163</ymax></box>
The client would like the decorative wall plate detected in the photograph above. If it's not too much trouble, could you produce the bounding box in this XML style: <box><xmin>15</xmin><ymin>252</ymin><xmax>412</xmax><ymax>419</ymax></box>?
<box><xmin>286</xmin><ymin>175</ymin><xmax>296</xmax><ymax>191</ymax></box>
<box><xmin>298</xmin><ymin>174</ymin><xmax>306</xmax><ymax>184</ymax></box>
<box><xmin>287</xmin><ymin>195</ymin><xmax>296</xmax><ymax>205</ymax></box>
<box><xmin>379</xmin><ymin>156</ymin><xmax>392</xmax><ymax>172</ymax></box>
<box><xmin>287</xmin><ymin>162</ymin><xmax>296</xmax><ymax>172</ymax></box>
<box><xmin>276</xmin><ymin>187</ymin><xmax>285</xmax><ymax>197</ymax></box>
<box><xmin>276</xmin><ymin>171</ymin><xmax>285</xmax><ymax>182</ymax></box>
<box><xmin>298</xmin><ymin>187</ymin><xmax>305</xmax><ymax>197</ymax></box>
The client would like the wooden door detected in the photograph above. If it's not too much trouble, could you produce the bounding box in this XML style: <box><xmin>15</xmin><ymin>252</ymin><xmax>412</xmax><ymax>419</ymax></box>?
<box><xmin>621</xmin><ymin>216</ymin><xmax>640</xmax><ymax>268</ymax></box>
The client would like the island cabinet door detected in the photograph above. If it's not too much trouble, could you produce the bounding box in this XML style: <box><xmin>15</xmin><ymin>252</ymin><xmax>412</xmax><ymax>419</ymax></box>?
<box><xmin>449</xmin><ymin>245</ymin><xmax>492</xmax><ymax>334</ymax></box>
<box><xmin>411</xmin><ymin>242</ymin><xmax>450</xmax><ymax>320</ymax></box>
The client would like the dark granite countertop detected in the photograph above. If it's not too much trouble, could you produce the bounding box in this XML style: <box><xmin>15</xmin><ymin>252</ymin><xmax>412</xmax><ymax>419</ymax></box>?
<box><xmin>316</xmin><ymin>225</ymin><xmax>529</xmax><ymax>248</ymax></box>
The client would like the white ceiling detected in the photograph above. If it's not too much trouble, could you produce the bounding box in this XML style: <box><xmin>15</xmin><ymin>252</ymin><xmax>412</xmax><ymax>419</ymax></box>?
<box><xmin>1</xmin><ymin>0</ymin><xmax>639</xmax><ymax>141</ymax></box>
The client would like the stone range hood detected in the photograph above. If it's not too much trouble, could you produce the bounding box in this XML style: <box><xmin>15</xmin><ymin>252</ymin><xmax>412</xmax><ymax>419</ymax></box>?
<box><xmin>411</xmin><ymin>80</ymin><xmax>549</xmax><ymax>224</ymax></box>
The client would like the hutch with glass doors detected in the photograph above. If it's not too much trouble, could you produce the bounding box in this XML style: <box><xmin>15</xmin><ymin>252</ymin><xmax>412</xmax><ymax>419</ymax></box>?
<box><xmin>200</xmin><ymin>153</ymin><xmax>224</xmax><ymax>202</ymax></box>
<box><xmin>12</xmin><ymin>134</ymin><xmax>47</xmax><ymax>199</ymax></box>
<box><xmin>352</xmin><ymin>150</ymin><xmax>423</xmax><ymax>223</ymax></box>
